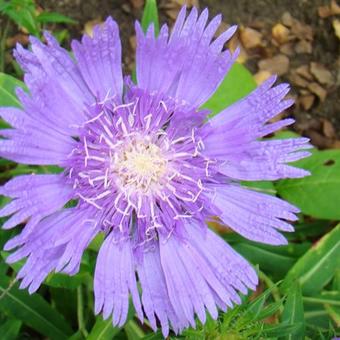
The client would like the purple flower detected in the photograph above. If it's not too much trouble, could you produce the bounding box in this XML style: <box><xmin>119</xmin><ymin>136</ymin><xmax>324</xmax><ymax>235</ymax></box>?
<box><xmin>0</xmin><ymin>7</ymin><xmax>311</xmax><ymax>336</ymax></box>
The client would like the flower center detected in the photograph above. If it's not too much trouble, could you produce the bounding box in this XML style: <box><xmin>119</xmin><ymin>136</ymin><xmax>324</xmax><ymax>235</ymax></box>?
<box><xmin>112</xmin><ymin>137</ymin><xmax>168</xmax><ymax>194</ymax></box>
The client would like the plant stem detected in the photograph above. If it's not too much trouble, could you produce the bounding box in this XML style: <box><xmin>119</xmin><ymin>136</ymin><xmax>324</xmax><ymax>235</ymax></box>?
<box><xmin>0</xmin><ymin>19</ymin><xmax>9</xmax><ymax>73</ymax></box>
<box><xmin>77</xmin><ymin>285</ymin><xmax>88</xmax><ymax>337</ymax></box>
<box><xmin>259</xmin><ymin>270</ymin><xmax>281</xmax><ymax>303</ymax></box>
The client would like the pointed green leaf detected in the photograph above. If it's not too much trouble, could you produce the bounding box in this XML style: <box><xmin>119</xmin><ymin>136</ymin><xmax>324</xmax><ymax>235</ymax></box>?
<box><xmin>36</xmin><ymin>12</ymin><xmax>77</xmax><ymax>24</ymax></box>
<box><xmin>282</xmin><ymin>282</ymin><xmax>305</xmax><ymax>339</ymax></box>
<box><xmin>87</xmin><ymin>317</ymin><xmax>121</xmax><ymax>340</ymax></box>
<box><xmin>262</xmin><ymin>322</ymin><xmax>303</xmax><ymax>337</ymax></box>
<box><xmin>124</xmin><ymin>320</ymin><xmax>145</xmax><ymax>340</ymax></box>
<box><xmin>0</xmin><ymin>277</ymin><xmax>73</xmax><ymax>339</ymax></box>
<box><xmin>0</xmin><ymin>319</ymin><xmax>22</xmax><ymax>340</ymax></box>
<box><xmin>88</xmin><ymin>303</ymin><xmax>135</xmax><ymax>340</ymax></box>
<box><xmin>233</xmin><ymin>242</ymin><xmax>296</xmax><ymax>278</ymax></box>
<box><xmin>45</xmin><ymin>271</ymin><xmax>91</xmax><ymax>289</ymax></box>
<box><xmin>283</xmin><ymin>225</ymin><xmax>340</xmax><ymax>295</ymax></box>
<box><xmin>141</xmin><ymin>0</ymin><xmax>159</xmax><ymax>35</ymax></box>
<box><xmin>0</xmin><ymin>73</ymin><xmax>26</xmax><ymax>107</ymax></box>
<box><xmin>303</xmin><ymin>291</ymin><xmax>340</xmax><ymax>306</ymax></box>
<box><xmin>276</xmin><ymin>149</ymin><xmax>340</xmax><ymax>219</ymax></box>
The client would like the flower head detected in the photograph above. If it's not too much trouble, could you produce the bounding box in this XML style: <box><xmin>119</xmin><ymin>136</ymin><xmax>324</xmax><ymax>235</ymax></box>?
<box><xmin>0</xmin><ymin>7</ymin><xmax>311</xmax><ymax>336</ymax></box>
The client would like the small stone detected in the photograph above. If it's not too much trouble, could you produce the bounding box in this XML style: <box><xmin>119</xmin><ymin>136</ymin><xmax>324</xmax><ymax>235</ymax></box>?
<box><xmin>258</xmin><ymin>54</ymin><xmax>290</xmax><ymax>76</ymax></box>
<box><xmin>254</xmin><ymin>70</ymin><xmax>272</xmax><ymax>85</ymax></box>
<box><xmin>322</xmin><ymin>119</ymin><xmax>336</xmax><ymax>139</ymax></box>
<box><xmin>121</xmin><ymin>3</ymin><xmax>131</xmax><ymax>14</ymax></box>
<box><xmin>308</xmin><ymin>82</ymin><xmax>327</xmax><ymax>102</ymax></box>
<box><xmin>318</xmin><ymin>0</ymin><xmax>340</xmax><ymax>18</ymax></box>
<box><xmin>84</xmin><ymin>18</ymin><xmax>103</xmax><ymax>37</ymax></box>
<box><xmin>129</xmin><ymin>35</ymin><xmax>136</xmax><ymax>50</ymax></box>
<box><xmin>240</xmin><ymin>27</ymin><xmax>263</xmax><ymax>49</ymax></box>
<box><xmin>6</xmin><ymin>33</ymin><xmax>29</xmax><ymax>47</ymax></box>
<box><xmin>174</xmin><ymin>0</ymin><xmax>199</xmax><ymax>7</ymax></box>
<box><xmin>318</xmin><ymin>4</ymin><xmax>333</xmax><ymax>18</ymax></box>
<box><xmin>272</xmin><ymin>23</ymin><xmax>290</xmax><ymax>44</ymax></box>
<box><xmin>300</xmin><ymin>95</ymin><xmax>315</xmax><ymax>110</ymax></box>
<box><xmin>307</xmin><ymin>130</ymin><xmax>333</xmax><ymax>149</ymax></box>
<box><xmin>333</xmin><ymin>19</ymin><xmax>340</xmax><ymax>39</ymax></box>
<box><xmin>280</xmin><ymin>42</ymin><xmax>295</xmax><ymax>56</ymax></box>
<box><xmin>310</xmin><ymin>62</ymin><xmax>333</xmax><ymax>85</ymax></box>
<box><xmin>281</xmin><ymin>12</ymin><xmax>294</xmax><ymax>27</ymax></box>
<box><xmin>291</xmin><ymin>21</ymin><xmax>313</xmax><ymax>41</ymax></box>
<box><xmin>295</xmin><ymin>40</ymin><xmax>312</xmax><ymax>54</ymax></box>
<box><xmin>331</xmin><ymin>0</ymin><xmax>340</xmax><ymax>15</ymax></box>
<box><xmin>289</xmin><ymin>72</ymin><xmax>309</xmax><ymax>88</ymax></box>
<box><xmin>129</xmin><ymin>0</ymin><xmax>144</xmax><ymax>9</ymax></box>
<box><xmin>166</xmin><ymin>8</ymin><xmax>179</xmax><ymax>20</ymax></box>
<box><xmin>296</xmin><ymin>65</ymin><xmax>313</xmax><ymax>81</ymax></box>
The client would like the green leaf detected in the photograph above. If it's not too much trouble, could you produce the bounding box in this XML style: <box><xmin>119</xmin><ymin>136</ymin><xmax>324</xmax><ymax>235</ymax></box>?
<box><xmin>124</xmin><ymin>320</ymin><xmax>145</xmax><ymax>339</ymax></box>
<box><xmin>303</xmin><ymin>291</ymin><xmax>340</xmax><ymax>306</ymax></box>
<box><xmin>88</xmin><ymin>301</ymin><xmax>135</xmax><ymax>340</ymax></box>
<box><xmin>0</xmin><ymin>319</ymin><xmax>22</xmax><ymax>340</ymax></box>
<box><xmin>36</xmin><ymin>12</ymin><xmax>77</xmax><ymax>24</ymax></box>
<box><xmin>262</xmin><ymin>322</ymin><xmax>303</xmax><ymax>337</ymax></box>
<box><xmin>0</xmin><ymin>73</ymin><xmax>26</xmax><ymax>107</ymax></box>
<box><xmin>0</xmin><ymin>276</ymin><xmax>73</xmax><ymax>339</ymax></box>
<box><xmin>233</xmin><ymin>243</ymin><xmax>296</xmax><ymax>278</ymax></box>
<box><xmin>50</xmin><ymin>287</ymin><xmax>77</xmax><ymax>328</ymax></box>
<box><xmin>141</xmin><ymin>0</ymin><xmax>159</xmax><ymax>35</ymax></box>
<box><xmin>87</xmin><ymin>317</ymin><xmax>121</xmax><ymax>340</ymax></box>
<box><xmin>0</xmin><ymin>0</ymin><xmax>39</xmax><ymax>36</ymax></box>
<box><xmin>45</xmin><ymin>271</ymin><xmax>90</xmax><ymax>289</ymax></box>
<box><xmin>202</xmin><ymin>62</ymin><xmax>257</xmax><ymax>117</ymax></box>
<box><xmin>276</xmin><ymin>149</ymin><xmax>340</xmax><ymax>220</ymax></box>
<box><xmin>282</xmin><ymin>282</ymin><xmax>305</xmax><ymax>339</ymax></box>
<box><xmin>283</xmin><ymin>224</ymin><xmax>340</xmax><ymax>295</ymax></box>
<box><xmin>241</xmin><ymin>180</ymin><xmax>276</xmax><ymax>195</ymax></box>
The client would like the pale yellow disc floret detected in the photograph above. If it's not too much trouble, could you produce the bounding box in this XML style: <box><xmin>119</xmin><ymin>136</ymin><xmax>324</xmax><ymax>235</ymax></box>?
<box><xmin>112</xmin><ymin>137</ymin><xmax>168</xmax><ymax>194</ymax></box>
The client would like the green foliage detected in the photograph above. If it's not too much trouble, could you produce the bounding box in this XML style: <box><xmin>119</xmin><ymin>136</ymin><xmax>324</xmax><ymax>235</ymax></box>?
<box><xmin>141</xmin><ymin>0</ymin><xmax>159</xmax><ymax>35</ymax></box>
<box><xmin>0</xmin><ymin>276</ymin><xmax>73</xmax><ymax>339</ymax></box>
<box><xmin>276</xmin><ymin>149</ymin><xmax>340</xmax><ymax>220</ymax></box>
<box><xmin>283</xmin><ymin>224</ymin><xmax>340</xmax><ymax>295</ymax></box>
<box><xmin>0</xmin><ymin>319</ymin><xmax>22</xmax><ymax>340</ymax></box>
<box><xmin>0</xmin><ymin>0</ymin><xmax>76</xmax><ymax>36</ymax></box>
<box><xmin>0</xmin><ymin>72</ymin><xmax>26</xmax><ymax>107</ymax></box>
<box><xmin>281</xmin><ymin>282</ymin><xmax>305</xmax><ymax>339</ymax></box>
<box><xmin>0</xmin><ymin>1</ymin><xmax>339</xmax><ymax>339</ymax></box>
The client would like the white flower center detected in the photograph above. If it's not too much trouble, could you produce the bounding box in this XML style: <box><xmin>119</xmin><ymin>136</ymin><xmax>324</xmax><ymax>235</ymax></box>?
<box><xmin>112</xmin><ymin>137</ymin><xmax>168</xmax><ymax>194</ymax></box>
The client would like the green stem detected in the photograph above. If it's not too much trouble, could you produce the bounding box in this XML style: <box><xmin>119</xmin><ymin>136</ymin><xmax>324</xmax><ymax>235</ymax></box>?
<box><xmin>0</xmin><ymin>19</ymin><xmax>9</xmax><ymax>73</ymax></box>
<box><xmin>77</xmin><ymin>285</ymin><xmax>88</xmax><ymax>337</ymax></box>
<box><xmin>259</xmin><ymin>271</ymin><xmax>281</xmax><ymax>303</ymax></box>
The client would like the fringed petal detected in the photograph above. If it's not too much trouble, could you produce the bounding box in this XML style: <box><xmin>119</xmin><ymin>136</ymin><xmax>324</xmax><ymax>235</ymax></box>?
<box><xmin>72</xmin><ymin>17</ymin><xmax>123</xmax><ymax>102</ymax></box>
<box><xmin>135</xmin><ymin>6</ymin><xmax>237</xmax><ymax>108</ymax></box>
<box><xmin>94</xmin><ymin>232</ymin><xmax>143</xmax><ymax>327</ymax></box>
<box><xmin>6</xmin><ymin>208</ymin><xmax>99</xmax><ymax>293</ymax></box>
<box><xmin>210</xmin><ymin>184</ymin><xmax>300</xmax><ymax>245</ymax></box>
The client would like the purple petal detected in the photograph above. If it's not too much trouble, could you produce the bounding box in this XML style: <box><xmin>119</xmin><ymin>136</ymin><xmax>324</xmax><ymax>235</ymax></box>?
<box><xmin>135</xmin><ymin>6</ymin><xmax>237</xmax><ymax>107</ymax></box>
<box><xmin>72</xmin><ymin>17</ymin><xmax>123</xmax><ymax>102</ymax></box>
<box><xmin>210</xmin><ymin>184</ymin><xmax>300</xmax><ymax>245</ymax></box>
<box><xmin>136</xmin><ymin>243</ymin><xmax>184</xmax><ymax>336</ymax></box>
<box><xmin>94</xmin><ymin>232</ymin><xmax>143</xmax><ymax>327</ymax></box>
<box><xmin>0</xmin><ymin>174</ymin><xmax>73</xmax><ymax>245</ymax></box>
<box><xmin>7</xmin><ymin>207</ymin><xmax>99</xmax><ymax>293</ymax></box>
